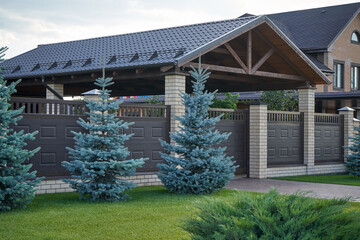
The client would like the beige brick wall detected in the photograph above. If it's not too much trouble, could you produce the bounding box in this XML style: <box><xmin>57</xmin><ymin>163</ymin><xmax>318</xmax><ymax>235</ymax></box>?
<box><xmin>340</xmin><ymin>108</ymin><xmax>355</xmax><ymax>158</ymax></box>
<box><xmin>267</xmin><ymin>164</ymin><xmax>346</xmax><ymax>177</ymax></box>
<box><xmin>327</xmin><ymin>13</ymin><xmax>360</xmax><ymax>92</ymax></box>
<box><xmin>36</xmin><ymin>173</ymin><xmax>162</xmax><ymax>194</ymax></box>
<box><xmin>249</xmin><ymin>103</ymin><xmax>267</xmax><ymax>179</ymax></box>
<box><xmin>298</xmin><ymin>87</ymin><xmax>315</xmax><ymax>172</ymax></box>
<box><xmin>165</xmin><ymin>74</ymin><xmax>186</xmax><ymax>134</ymax></box>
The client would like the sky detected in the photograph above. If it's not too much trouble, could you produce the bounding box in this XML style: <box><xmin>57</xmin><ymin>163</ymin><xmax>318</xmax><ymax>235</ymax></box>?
<box><xmin>1</xmin><ymin>0</ymin><xmax>359</xmax><ymax>59</ymax></box>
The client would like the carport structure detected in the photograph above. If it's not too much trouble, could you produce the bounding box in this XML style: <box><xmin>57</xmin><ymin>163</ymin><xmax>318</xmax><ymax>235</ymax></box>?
<box><xmin>2</xmin><ymin>15</ymin><xmax>333</xmax><ymax>178</ymax></box>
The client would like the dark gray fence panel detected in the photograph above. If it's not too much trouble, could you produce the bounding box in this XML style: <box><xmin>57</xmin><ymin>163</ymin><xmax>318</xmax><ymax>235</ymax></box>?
<box><xmin>267</xmin><ymin>112</ymin><xmax>303</xmax><ymax>166</ymax></box>
<box><xmin>11</xmin><ymin>98</ymin><xmax>170</xmax><ymax>178</ymax></box>
<box><xmin>209</xmin><ymin>109</ymin><xmax>248</xmax><ymax>175</ymax></box>
<box><xmin>120</xmin><ymin>118</ymin><xmax>169</xmax><ymax>172</ymax></box>
<box><xmin>315</xmin><ymin>114</ymin><xmax>343</xmax><ymax>163</ymax></box>
<box><xmin>15</xmin><ymin>114</ymin><xmax>85</xmax><ymax>177</ymax></box>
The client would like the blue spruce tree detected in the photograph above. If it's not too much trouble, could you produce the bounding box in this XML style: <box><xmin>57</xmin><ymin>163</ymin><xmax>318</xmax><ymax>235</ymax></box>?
<box><xmin>0</xmin><ymin>47</ymin><xmax>42</xmax><ymax>211</ymax></box>
<box><xmin>158</xmin><ymin>65</ymin><xmax>237</xmax><ymax>194</ymax></box>
<box><xmin>345</xmin><ymin>125</ymin><xmax>360</xmax><ymax>176</ymax></box>
<box><xmin>62</xmin><ymin>77</ymin><xmax>146</xmax><ymax>201</ymax></box>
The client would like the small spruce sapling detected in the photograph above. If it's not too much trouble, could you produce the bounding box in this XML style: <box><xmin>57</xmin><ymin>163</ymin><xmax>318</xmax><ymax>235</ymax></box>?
<box><xmin>0</xmin><ymin>47</ymin><xmax>42</xmax><ymax>211</ymax></box>
<box><xmin>62</xmin><ymin>77</ymin><xmax>147</xmax><ymax>201</ymax></box>
<box><xmin>345</xmin><ymin>125</ymin><xmax>360</xmax><ymax>176</ymax></box>
<box><xmin>158</xmin><ymin>65</ymin><xmax>237</xmax><ymax>194</ymax></box>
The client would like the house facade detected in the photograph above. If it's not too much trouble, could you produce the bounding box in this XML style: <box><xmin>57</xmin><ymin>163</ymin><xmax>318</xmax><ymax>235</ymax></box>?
<box><xmin>265</xmin><ymin>3</ymin><xmax>360</xmax><ymax>116</ymax></box>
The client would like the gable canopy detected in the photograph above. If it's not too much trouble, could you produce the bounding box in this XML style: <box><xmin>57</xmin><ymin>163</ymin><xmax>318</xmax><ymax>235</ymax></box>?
<box><xmin>0</xmin><ymin>15</ymin><xmax>330</xmax><ymax>97</ymax></box>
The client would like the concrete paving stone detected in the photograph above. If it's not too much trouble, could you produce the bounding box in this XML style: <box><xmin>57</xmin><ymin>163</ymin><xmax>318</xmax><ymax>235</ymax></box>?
<box><xmin>226</xmin><ymin>178</ymin><xmax>360</xmax><ymax>202</ymax></box>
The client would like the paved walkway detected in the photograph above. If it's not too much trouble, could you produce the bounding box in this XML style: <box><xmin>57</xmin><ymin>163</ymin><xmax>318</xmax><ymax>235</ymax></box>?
<box><xmin>226</xmin><ymin>178</ymin><xmax>360</xmax><ymax>202</ymax></box>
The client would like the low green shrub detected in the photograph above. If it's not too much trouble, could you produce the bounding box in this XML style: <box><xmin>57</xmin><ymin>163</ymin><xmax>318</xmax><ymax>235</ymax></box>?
<box><xmin>183</xmin><ymin>189</ymin><xmax>360</xmax><ymax>240</ymax></box>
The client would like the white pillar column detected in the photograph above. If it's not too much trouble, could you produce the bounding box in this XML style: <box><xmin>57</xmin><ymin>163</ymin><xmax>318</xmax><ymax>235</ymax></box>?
<box><xmin>249</xmin><ymin>102</ymin><xmax>267</xmax><ymax>179</ymax></box>
<box><xmin>165</xmin><ymin>74</ymin><xmax>186</xmax><ymax>134</ymax></box>
<box><xmin>298</xmin><ymin>87</ymin><xmax>315</xmax><ymax>173</ymax></box>
<box><xmin>338</xmin><ymin>106</ymin><xmax>355</xmax><ymax>160</ymax></box>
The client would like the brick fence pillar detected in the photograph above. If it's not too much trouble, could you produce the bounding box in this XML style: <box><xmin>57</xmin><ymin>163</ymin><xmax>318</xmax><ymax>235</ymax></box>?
<box><xmin>338</xmin><ymin>106</ymin><xmax>355</xmax><ymax>159</ymax></box>
<box><xmin>249</xmin><ymin>102</ymin><xmax>267</xmax><ymax>179</ymax></box>
<box><xmin>164</xmin><ymin>74</ymin><xmax>186</xmax><ymax>134</ymax></box>
<box><xmin>298</xmin><ymin>87</ymin><xmax>315</xmax><ymax>173</ymax></box>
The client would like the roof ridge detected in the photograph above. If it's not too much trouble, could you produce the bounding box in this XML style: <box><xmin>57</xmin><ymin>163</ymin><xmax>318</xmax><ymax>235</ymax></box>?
<box><xmin>38</xmin><ymin>15</ymin><xmax>258</xmax><ymax>48</ymax></box>
<box><xmin>268</xmin><ymin>2</ymin><xmax>360</xmax><ymax>16</ymax></box>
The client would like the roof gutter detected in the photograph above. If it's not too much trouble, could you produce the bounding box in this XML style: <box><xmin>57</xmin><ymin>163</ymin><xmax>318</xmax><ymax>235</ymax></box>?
<box><xmin>3</xmin><ymin>62</ymin><xmax>176</xmax><ymax>80</ymax></box>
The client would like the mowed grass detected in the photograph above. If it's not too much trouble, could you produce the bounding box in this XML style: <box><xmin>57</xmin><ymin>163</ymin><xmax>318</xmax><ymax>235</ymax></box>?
<box><xmin>1</xmin><ymin>186</ymin><xmax>359</xmax><ymax>240</ymax></box>
<box><xmin>273</xmin><ymin>174</ymin><xmax>360</xmax><ymax>186</ymax></box>
<box><xmin>0</xmin><ymin>186</ymin><xmax>244</xmax><ymax>240</ymax></box>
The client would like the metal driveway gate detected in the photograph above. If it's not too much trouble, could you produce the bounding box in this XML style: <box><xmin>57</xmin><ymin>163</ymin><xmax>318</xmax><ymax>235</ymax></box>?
<box><xmin>209</xmin><ymin>108</ymin><xmax>248</xmax><ymax>175</ymax></box>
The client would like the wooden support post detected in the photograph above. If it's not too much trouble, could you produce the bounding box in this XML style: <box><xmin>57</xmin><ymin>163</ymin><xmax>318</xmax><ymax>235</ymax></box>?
<box><xmin>247</xmin><ymin>30</ymin><xmax>252</xmax><ymax>74</ymax></box>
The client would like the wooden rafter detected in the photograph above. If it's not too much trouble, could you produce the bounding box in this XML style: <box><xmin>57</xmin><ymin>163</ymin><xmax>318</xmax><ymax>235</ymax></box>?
<box><xmin>253</xmin><ymin>29</ymin><xmax>304</xmax><ymax>76</ymax></box>
<box><xmin>251</xmin><ymin>48</ymin><xmax>274</xmax><ymax>74</ymax></box>
<box><xmin>184</xmin><ymin>62</ymin><xmax>307</xmax><ymax>81</ymax></box>
<box><xmin>224</xmin><ymin>43</ymin><xmax>249</xmax><ymax>73</ymax></box>
<box><xmin>210</xmin><ymin>73</ymin><xmax>263</xmax><ymax>83</ymax></box>
<box><xmin>211</xmin><ymin>48</ymin><xmax>230</xmax><ymax>55</ymax></box>
<box><xmin>247</xmin><ymin>30</ymin><xmax>252</xmax><ymax>74</ymax></box>
<box><xmin>160</xmin><ymin>65</ymin><xmax>173</xmax><ymax>72</ymax></box>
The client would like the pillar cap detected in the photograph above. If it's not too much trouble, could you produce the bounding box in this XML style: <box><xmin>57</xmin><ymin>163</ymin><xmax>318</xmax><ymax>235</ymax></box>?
<box><xmin>161</xmin><ymin>71</ymin><xmax>189</xmax><ymax>77</ymax></box>
<box><xmin>82</xmin><ymin>89</ymin><xmax>101</xmax><ymax>95</ymax></box>
<box><xmin>337</xmin><ymin>106</ymin><xmax>355</xmax><ymax>112</ymax></box>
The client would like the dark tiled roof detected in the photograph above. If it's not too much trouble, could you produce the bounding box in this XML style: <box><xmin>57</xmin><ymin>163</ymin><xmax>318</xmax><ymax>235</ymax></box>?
<box><xmin>0</xmin><ymin>16</ymin><xmax>259</xmax><ymax>79</ymax></box>
<box><xmin>267</xmin><ymin>2</ymin><xmax>360</xmax><ymax>51</ymax></box>
<box><xmin>305</xmin><ymin>54</ymin><xmax>332</xmax><ymax>73</ymax></box>
<box><xmin>315</xmin><ymin>91</ymin><xmax>360</xmax><ymax>99</ymax></box>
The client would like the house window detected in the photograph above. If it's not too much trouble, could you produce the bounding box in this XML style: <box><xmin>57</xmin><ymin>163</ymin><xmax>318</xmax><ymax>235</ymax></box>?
<box><xmin>351</xmin><ymin>65</ymin><xmax>360</xmax><ymax>90</ymax></box>
<box><xmin>351</xmin><ymin>31</ymin><xmax>360</xmax><ymax>43</ymax></box>
<box><xmin>333</xmin><ymin>62</ymin><xmax>344</xmax><ymax>89</ymax></box>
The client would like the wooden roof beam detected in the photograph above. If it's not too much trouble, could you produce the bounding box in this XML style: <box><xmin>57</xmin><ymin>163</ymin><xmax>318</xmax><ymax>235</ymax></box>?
<box><xmin>160</xmin><ymin>66</ymin><xmax>173</xmax><ymax>72</ymax></box>
<box><xmin>210</xmin><ymin>73</ymin><xmax>265</xmax><ymax>83</ymax></box>
<box><xmin>253</xmin><ymin>29</ymin><xmax>304</xmax><ymax>77</ymax></box>
<box><xmin>184</xmin><ymin>62</ymin><xmax>307</xmax><ymax>81</ymax></box>
<box><xmin>251</xmin><ymin>48</ymin><xmax>275</xmax><ymax>74</ymax></box>
<box><xmin>247</xmin><ymin>30</ymin><xmax>252</xmax><ymax>74</ymax></box>
<box><xmin>211</xmin><ymin>48</ymin><xmax>230</xmax><ymax>55</ymax></box>
<box><xmin>224</xmin><ymin>42</ymin><xmax>249</xmax><ymax>73</ymax></box>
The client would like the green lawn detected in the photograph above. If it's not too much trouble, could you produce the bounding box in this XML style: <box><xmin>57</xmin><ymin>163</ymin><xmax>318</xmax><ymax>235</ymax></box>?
<box><xmin>273</xmin><ymin>174</ymin><xmax>360</xmax><ymax>186</ymax></box>
<box><xmin>1</xmin><ymin>186</ymin><xmax>359</xmax><ymax>240</ymax></box>
<box><xmin>0</xmin><ymin>186</ymin><xmax>244</xmax><ymax>240</ymax></box>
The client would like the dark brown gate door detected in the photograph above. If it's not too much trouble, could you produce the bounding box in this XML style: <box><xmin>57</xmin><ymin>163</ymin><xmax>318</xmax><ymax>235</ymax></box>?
<box><xmin>16</xmin><ymin>114</ymin><xmax>84</xmax><ymax>177</ymax></box>
<box><xmin>210</xmin><ymin>109</ymin><xmax>248</xmax><ymax>175</ymax></box>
